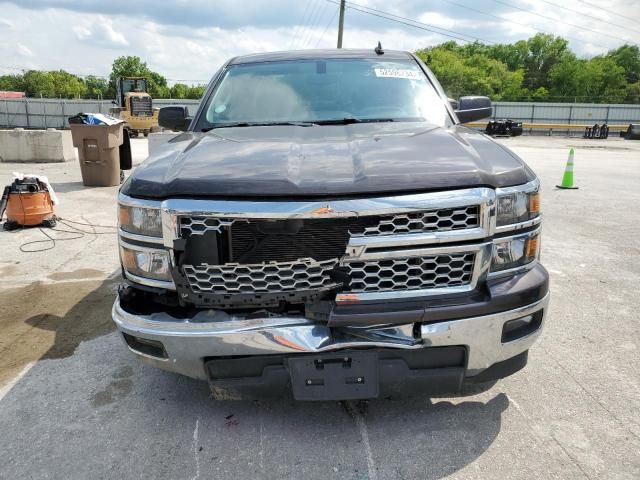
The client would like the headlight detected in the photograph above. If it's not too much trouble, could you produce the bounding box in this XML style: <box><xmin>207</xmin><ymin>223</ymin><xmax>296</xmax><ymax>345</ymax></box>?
<box><xmin>491</xmin><ymin>230</ymin><xmax>540</xmax><ymax>273</ymax></box>
<box><xmin>496</xmin><ymin>183</ymin><xmax>540</xmax><ymax>227</ymax></box>
<box><xmin>120</xmin><ymin>243</ymin><xmax>173</xmax><ymax>283</ymax></box>
<box><xmin>119</xmin><ymin>204</ymin><xmax>162</xmax><ymax>237</ymax></box>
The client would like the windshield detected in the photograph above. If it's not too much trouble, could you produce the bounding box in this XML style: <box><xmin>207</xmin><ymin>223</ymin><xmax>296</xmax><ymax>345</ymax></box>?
<box><xmin>197</xmin><ymin>58</ymin><xmax>451</xmax><ymax>129</ymax></box>
<box><xmin>122</xmin><ymin>78</ymin><xmax>147</xmax><ymax>94</ymax></box>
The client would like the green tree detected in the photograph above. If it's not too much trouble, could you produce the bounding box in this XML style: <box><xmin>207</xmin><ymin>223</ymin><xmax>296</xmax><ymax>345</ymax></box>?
<box><xmin>522</xmin><ymin>34</ymin><xmax>574</xmax><ymax>90</ymax></box>
<box><xmin>186</xmin><ymin>85</ymin><xmax>206</xmax><ymax>99</ymax></box>
<box><xmin>109</xmin><ymin>56</ymin><xmax>168</xmax><ymax>98</ymax></box>
<box><xmin>624</xmin><ymin>81</ymin><xmax>640</xmax><ymax>103</ymax></box>
<box><xmin>416</xmin><ymin>46</ymin><xmax>525</xmax><ymax>101</ymax></box>
<box><xmin>0</xmin><ymin>74</ymin><xmax>25</xmax><ymax>92</ymax></box>
<box><xmin>170</xmin><ymin>83</ymin><xmax>189</xmax><ymax>99</ymax></box>
<box><xmin>607</xmin><ymin>44</ymin><xmax>640</xmax><ymax>84</ymax></box>
<box><xmin>530</xmin><ymin>87</ymin><xmax>550</xmax><ymax>102</ymax></box>
<box><xmin>22</xmin><ymin>70</ymin><xmax>55</xmax><ymax>97</ymax></box>
<box><xmin>550</xmin><ymin>56</ymin><xmax>626</xmax><ymax>103</ymax></box>
<box><xmin>50</xmin><ymin>70</ymin><xmax>87</xmax><ymax>98</ymax></box>
<box><xmin>85</xmin><ymin>75</ymin><xmax>109</xmax><ymax>99</ymax></box>
<box><xmin>487</xmin><ymin>41</ymin><xmax>529</xmax><ymax>71</ymax></box>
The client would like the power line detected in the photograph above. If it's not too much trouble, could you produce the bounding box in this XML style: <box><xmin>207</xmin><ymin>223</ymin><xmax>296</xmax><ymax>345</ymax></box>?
<box><xmin>536</xmin><ymin>0</ymin><xmax>640</xmax><ymax>36</ymax></box>
<box><xmin>325</xmin><ymin>0</ymin><xmax>497</xmax><ymax>44</ymax></box>
<box><xmin>576</xmin><ymin>0</ymin><xmax>640</xmax><ymax>23</ymax></box>
<box><xmin>288</xmin><ymin>1</ymin><xmax>314</xmax><ymax>49</ymax></box>
<box><xmin>296</xmin><ymin>0</ymin><xmax>322</xmax><ymax>49</ymax></box>
<box><xmin>290</xmin><ymin>0</ymin><xmax>318</xmax><ymax>49</ymax></box>
<box><xmin>436</xmin><ymin>0</ymin><xmax>622</xmax><ymax>49</ymax></box>
<box><xmin>315</xmin><ymin>5</ymin><xmax>341</xmax><ymax>48</ymax></box>
<box><xmin>342</xmin><ymin>0</ymin><xmax>497</xmax><ymax>44</ymax></box>
<box><xmin>303</xmin><ymin>0</ymin><xmax>330</xmax><ymax>48</ymax></box>
<box><xmin>491</xmin><ymin>0</ymin><xmax>638</xmax><ymax>45</ymax></box>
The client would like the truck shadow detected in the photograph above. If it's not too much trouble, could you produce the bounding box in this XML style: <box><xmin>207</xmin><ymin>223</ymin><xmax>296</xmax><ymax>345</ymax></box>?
<box><xmin>146</xmin><ymin>369</ymin><xmax>509</xmax><ymax>480</ymax></box>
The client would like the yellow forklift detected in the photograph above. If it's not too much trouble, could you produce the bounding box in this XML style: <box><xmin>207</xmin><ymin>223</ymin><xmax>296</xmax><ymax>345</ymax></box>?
<box><xmin>110</xmin><ymin>77</ymin><xmax>159</xmax><ymax>137</ymax></box>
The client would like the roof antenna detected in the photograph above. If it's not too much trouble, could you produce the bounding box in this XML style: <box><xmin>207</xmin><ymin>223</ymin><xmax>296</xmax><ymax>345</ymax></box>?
<box><xmin>374</xmin><ymin>41</ymin><xmax>384</xmax><ymax>55</ymax></box>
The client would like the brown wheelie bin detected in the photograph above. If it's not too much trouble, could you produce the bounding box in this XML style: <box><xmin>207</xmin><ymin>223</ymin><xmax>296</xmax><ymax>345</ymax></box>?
<box><xmin>69</xmin><ymin>121</ymin><xmax>124</xmax><ymax>187</ymax></box>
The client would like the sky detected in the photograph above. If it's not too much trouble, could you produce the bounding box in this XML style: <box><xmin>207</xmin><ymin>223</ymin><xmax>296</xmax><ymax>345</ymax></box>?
<box><xmin>0</xmin><ymin>0</ymin><xmax>639</xmax><ymax>84</ymax></box>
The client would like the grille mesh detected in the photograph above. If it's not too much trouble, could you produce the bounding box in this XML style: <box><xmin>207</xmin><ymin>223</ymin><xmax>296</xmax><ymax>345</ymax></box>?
<box><xmin>355</xmin><ymin>206</ymin><xmax>479</xmax><ymax>236</ymax></box>
<box><xmin>180</xmin><ymin>217</ymin><xmax>236</xmax><ymax>235</ymax></box>
<box><xmin>179</xmin><ymin>206</ymin><xmax>479</xmax><ymax>240</ymax></box>
<box><xmin>346</xmin><ymin>253</ymin><xmax>475</xmax><ymax>293</ymax></box>
<box><xmin>229</xmin><ymin>220</ymin><xmax>351</xmax><ymax>263</ymax></box>
<box><xmin>178</xmin><ymin>206</ymin><xmax>481</xmax><ymax>298</ymax></box>
<box><xmin>183</xmin><ymin>258</ymin><xmax>338</xmax><ymax>294</ymax></box>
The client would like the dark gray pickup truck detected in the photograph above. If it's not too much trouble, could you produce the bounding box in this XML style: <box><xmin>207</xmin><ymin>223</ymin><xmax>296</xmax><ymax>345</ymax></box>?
<box><xmin>113</xmin><ymin>49</ymin><xmax>549</xmax><ymax>401</ymax></box>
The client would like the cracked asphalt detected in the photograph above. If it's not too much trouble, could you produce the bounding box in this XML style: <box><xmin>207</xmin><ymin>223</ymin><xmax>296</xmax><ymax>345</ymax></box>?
<box><xmin>0</xmin><ymin>135</ymin><xmax>639</xmax><ymax>479</ymax></box>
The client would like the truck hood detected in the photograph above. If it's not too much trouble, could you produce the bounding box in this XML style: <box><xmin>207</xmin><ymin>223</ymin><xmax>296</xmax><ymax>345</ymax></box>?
<box><xmin>123</xmin><ymin>123</ymin><xmax>535</xmax><ymax>199</ymax></box>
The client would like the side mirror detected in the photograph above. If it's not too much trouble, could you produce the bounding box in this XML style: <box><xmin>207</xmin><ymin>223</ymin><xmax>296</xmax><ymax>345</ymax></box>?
<box><xmin>159</xmin><ymin>106</ymin><xmax>191</xmax><ymax>131</ymax></box>
<box><xmin>455</xmin><ymin>96</ymin><xmax>492</xmax><ymax>123</ymax></box>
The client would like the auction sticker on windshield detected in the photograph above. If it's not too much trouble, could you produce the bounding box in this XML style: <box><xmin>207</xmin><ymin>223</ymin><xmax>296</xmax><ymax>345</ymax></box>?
<box><xmin>374</xmin><ymin>68</ymin><xmax>421</xmax><ymax>79</ymax></box>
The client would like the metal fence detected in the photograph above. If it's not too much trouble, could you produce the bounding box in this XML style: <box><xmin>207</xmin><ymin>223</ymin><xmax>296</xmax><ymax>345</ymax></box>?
<box><xmin>0</xmin><ymin>98</ymin><xmax>638</xmax><ymax>130</ymax></box>
<box><xmin>491</xmin><ymin>102</ymin><xmax>640</xmax><ymax>125</ymax></box>
<box><xmin>0</xmin><ymin>98</ymin><xmax>200</xmax><ymax>129</ymax></box>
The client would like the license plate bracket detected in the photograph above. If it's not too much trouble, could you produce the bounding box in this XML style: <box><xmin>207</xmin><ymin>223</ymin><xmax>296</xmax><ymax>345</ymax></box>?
<box><xmin>288</xmin><ymin>351</ymin><xmax>379</xmax><ymax>401</ymax></box>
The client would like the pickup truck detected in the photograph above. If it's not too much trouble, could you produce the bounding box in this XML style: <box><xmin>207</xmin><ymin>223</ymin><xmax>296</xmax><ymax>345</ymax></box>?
<box><xmin>113</xmin><ymin>48</ymin><xmax>549</xmax><ymax>401</ymax></box>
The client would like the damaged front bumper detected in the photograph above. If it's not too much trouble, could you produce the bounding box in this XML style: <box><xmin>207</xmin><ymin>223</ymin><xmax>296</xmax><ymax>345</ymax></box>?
<box><xmin>111</xmin><ymin>284</ymin><xmax>550</xmax><ymax>397</ymax></box>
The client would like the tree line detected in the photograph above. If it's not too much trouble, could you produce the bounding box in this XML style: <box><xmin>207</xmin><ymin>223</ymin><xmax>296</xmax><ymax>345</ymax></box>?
<box><xmin>1</xmin><ymin>35</ymin><xmax>639</xmax><ymax>103</ymax></box>
<box><xmin>0</xmin><ymin>56</ymin><xmax>205</xmax><ymax>100</ymax></box>
<box><xmin>415</xmin><ymin>34</ymin><xmax>639</xmax><ymax>103</ymax></box>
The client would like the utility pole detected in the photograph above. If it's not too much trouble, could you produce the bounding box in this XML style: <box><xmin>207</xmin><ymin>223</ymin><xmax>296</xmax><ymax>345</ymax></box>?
<box><xmin>337</xmin><ymin>0</ymin><xmax>346</xmax><ymax>48</ymax></box>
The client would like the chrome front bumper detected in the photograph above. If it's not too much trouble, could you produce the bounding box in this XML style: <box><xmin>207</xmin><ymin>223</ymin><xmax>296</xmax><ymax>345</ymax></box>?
<box><xmin>111</xmin><ymin>293</ymin><xmax>549</xmax><ymax>380</ymax></box>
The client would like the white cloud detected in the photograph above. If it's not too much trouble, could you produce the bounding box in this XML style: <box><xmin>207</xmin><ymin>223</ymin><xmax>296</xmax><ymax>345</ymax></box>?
<box><xmin>16</xmin><ymin>44</ymin><xmax>35</xmax><ymax>57</ymax></box>
<box><xmin>72</xmin><ymin>17</ymin><xmax>129</xmax><ymax>47</ymax></box>
<box><xmin>0</xmin><ymin>0</ymin><xmax>637</xmax><ymax>83</ymax></box>
<box><xmin>0</xmin><ymin>18</ymin><xmax>15</xmax><ymax>31</ymax></box>
<box><xmin>416</xmin><ymin>12</ymin><xmax>476</xmax><ymax>31</ymax></box>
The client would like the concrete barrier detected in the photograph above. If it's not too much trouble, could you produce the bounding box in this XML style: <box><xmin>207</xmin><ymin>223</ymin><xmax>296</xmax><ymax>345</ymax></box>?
<box><xmin>148</xmin><ymin>131</ymin><xmax>180</xmax><ymax>156</ymax></box>
<box><xmin>0</xmin><ymin>128</ymin><xmax>75</xmax><ymax>163</ymax></box>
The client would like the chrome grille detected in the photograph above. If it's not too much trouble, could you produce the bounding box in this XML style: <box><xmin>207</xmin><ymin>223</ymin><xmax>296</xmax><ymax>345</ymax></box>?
<box><xmin>180</xmin><ymin>216</ymin><xmax>238</xmax><ymax>236</ymax></box>
<box><xmin>346</xmin><ymin>253</ymin><xmax>475</xmax><ymax>293</ymax></box>
<box><xmin>182</xmin><ymin>258</ymin><xmax>338</xmax><ymax>294</ymax></box>
<box><xmin>179</xmin><ymin>205</ymin><xmax>480</xmax><ymax>239</ymax></box>
<box><xmin>355</xmin><ymin>206</ymin><xmax>479</xmax><ymax>236</ymax></box>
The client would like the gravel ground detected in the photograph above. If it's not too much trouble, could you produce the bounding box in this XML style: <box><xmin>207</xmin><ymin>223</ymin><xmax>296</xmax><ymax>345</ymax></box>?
<box><xmin>0</xmin><ymin>135</ymin><xmax>639</xmax><ymax>480</ymax></box>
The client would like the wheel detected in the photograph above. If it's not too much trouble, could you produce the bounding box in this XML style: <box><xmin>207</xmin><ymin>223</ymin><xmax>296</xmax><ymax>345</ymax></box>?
<box><xmin>3</xmin><ymin>220</ymin><xmax>20</xmax><ymax>231</ymax></box>
<box><xmin>143</xmin><ymin>129</ymin><xmax>150</xmax><ymax>137</ymax></box>
<box><xmin>42</xmin><ymin>216</ymin><xmax>57</xmax><ymax>228</ymax></box>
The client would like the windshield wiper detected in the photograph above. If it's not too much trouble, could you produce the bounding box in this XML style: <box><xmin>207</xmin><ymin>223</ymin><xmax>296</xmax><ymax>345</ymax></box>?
<box><xmin>314</xmin><ymin>117</ymin><xmax>425</xmax><ymax>125</ymax></box>
<box><xmin>201</xmin><ymin>121</ymin><xmax>315</xmax><ymax>132</ymax></box>
<box><xmin>313</xmin><ymin>118</ymin><xmax>398</xmax><ymax>125</ymax></box>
